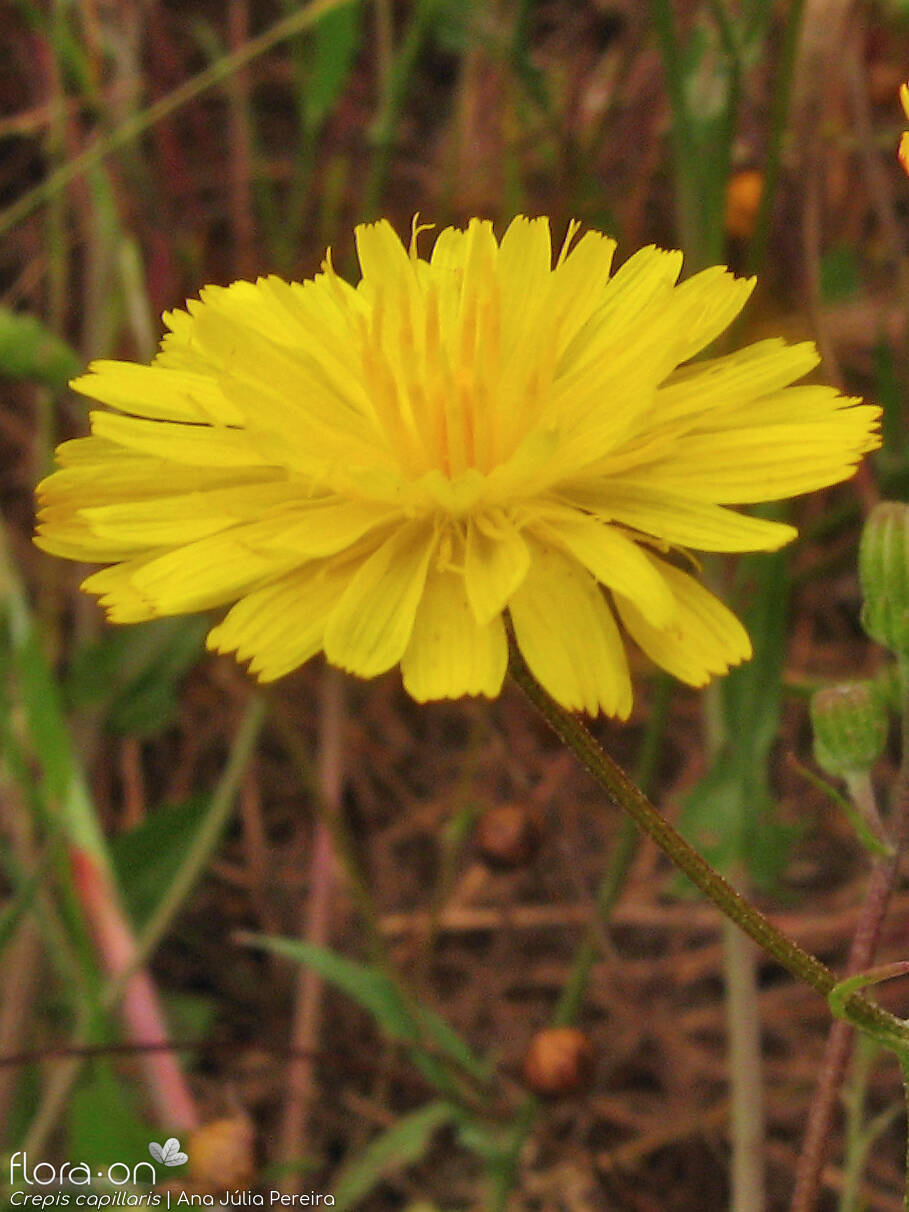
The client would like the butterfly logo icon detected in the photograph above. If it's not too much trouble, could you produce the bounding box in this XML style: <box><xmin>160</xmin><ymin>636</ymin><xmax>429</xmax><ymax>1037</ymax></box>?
<box><xmin>148</xmin><ymin>1138</ymin><xmax>189</xmax><ymax>1167</ymax></box>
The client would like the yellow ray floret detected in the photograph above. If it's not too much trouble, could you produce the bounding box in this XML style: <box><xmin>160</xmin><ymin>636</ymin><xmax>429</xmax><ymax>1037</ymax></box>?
<box><xmin>35</xmin><ymin>216</ymin><xmax>882</xmax><ymax>715</ymax></box>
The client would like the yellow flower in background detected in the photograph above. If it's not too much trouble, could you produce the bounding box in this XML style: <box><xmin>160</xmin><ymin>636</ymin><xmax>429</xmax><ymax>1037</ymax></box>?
<box><xmin>35</xmin><ymin>217</ymin><xmax>880</xmax><ymax>715</ymax></box>
<box><xmin>900</xmin><ymin>82</ymin><xmax>909</xmax><ymax>176</ymax></box>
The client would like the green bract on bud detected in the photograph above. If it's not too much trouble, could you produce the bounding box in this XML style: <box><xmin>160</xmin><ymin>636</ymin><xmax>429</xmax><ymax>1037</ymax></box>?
<box><xmin>810</xmin><ymin>682</ymin><xmax>888</xmax><ymax>777</ymax></box>
<box><xmin>872</xmin><ymin>661</ymin><xmax>901</xmax><ymax>714</ymax></box>
<box><xmin>859</xmin><ymin>502</ymin><xmax>909</xmax><ymax>655</ymax></box>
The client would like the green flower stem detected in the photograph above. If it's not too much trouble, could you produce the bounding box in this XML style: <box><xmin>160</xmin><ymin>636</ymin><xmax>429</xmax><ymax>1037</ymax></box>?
<box><xmin>506</xmin><ymin>642</ymin><xmax>909</xmax><ymax>1051</ymax></box>
<box><xmin>844</xmin><ymin>771</ymin><xmax>890</xmax><ymax>855</ymax></box>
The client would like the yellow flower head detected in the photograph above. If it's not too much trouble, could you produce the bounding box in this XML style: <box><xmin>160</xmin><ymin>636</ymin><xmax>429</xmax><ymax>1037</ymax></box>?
<box><xmin>900</xmin><ymin>82</ymin><xmax>909</xmax><ymax>176</ymax></box>
<box><xmin>35</xmin><ymin>217</ymin><xmax>880</xmax><ymax>715</ymax></box>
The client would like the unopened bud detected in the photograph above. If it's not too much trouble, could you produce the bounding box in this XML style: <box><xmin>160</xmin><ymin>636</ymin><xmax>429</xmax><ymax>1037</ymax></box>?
<box><xmin>859</xmin><ymin>503</ymin><xmax>909</xmax><ymax>655</ymax></box>
<box><xmin>523</xmin><ymin>1027</ymin><xmax>595</xmax><ymax>1097</ymax></box>
<box><xmin>810</xmin><ymin>682</ymin><xmax>888</xmax><ymax>777</ymax></box>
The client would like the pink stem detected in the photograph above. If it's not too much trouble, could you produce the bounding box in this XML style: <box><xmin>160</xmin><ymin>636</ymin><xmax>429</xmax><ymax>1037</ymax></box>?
<box><xmin>71</xmin><ymin>847</ymin><xmax>199</xmax><ymax>1131</ymax></box>
<box><xmin>278</xmin><ymin>669</ymin><xmax>344</xmax><ymax>1192</ymax></box>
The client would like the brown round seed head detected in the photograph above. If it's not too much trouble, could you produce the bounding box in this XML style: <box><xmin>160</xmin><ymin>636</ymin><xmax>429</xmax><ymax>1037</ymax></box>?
<box><xmin>474</xmin><ymin>802</ymin><xmax>543</xmax><ymax>869</ymax></box>
<box><xmin>523</xmin><ymin>1027</ymin><xmax>596</xmax><ymax>1096</ymax></box>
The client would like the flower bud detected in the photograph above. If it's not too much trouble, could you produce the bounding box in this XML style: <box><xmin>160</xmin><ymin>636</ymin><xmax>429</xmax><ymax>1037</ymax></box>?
<box><xmin>859</xmin><ymin>503</ymin><xmax>909</xmax><ymax>655</ymax></box>
<box><xmin>810</xmin><ymin>682</ymin><xmax>888</xmax><ymax>777</ymax></box>
<box><xmin>522</xmin><ymin>1027</ymin><xmax>595</xmax><ymax>1097</ymax></box>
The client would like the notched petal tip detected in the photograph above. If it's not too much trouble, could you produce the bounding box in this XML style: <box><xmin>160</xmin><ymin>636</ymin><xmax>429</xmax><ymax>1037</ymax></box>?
<box><xmin>69</xmin><ymin>368</ymin><xmax>103</xmax><ymax>396</ymax></box>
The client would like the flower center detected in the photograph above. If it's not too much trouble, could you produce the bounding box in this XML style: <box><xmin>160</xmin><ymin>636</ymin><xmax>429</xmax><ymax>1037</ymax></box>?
<box><xmin>358</xmin><ymin>260</ymin><xmax>557</xmax><ymax>492</ymax></box>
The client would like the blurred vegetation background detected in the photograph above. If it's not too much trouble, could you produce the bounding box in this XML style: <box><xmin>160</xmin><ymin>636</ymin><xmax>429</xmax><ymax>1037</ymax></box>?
<box><xmin>4</xmin><ymin>0</ymin><xmax>909</xmax><ymax>1208</ymax></box>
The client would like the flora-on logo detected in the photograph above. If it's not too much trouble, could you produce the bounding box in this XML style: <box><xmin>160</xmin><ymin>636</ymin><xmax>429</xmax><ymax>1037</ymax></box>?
<box><xmin>148</xmin><ymin>1139</ymin><xmax>188</xmax><ymax>1167</ymax></box>
<box><xmin>9</xmin><ymin>1150</ymin><xmax>157</xmax><ymax>1187</ymax></box>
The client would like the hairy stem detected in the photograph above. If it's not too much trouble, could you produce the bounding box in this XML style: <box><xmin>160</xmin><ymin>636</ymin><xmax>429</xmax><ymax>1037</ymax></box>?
<box><xmin>506</xmin><ymin>641</ymin><xmax>909</xmax><ymax>1051</ymax></box>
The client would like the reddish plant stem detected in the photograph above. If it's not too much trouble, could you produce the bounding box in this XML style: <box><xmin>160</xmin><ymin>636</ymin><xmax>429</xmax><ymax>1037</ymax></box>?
<box><xmin>227</xmin><ymin>0</ymin><xmax>255</xmax><ymax>278</ymax></box>
<box><xmin>70</xmin><ymin>847</ymin><xmax>198</xmax><ymax>1131</ymax></box>
<box><xmin>791</xmin><ymin>770</ymin><xmax>909</xmax><ymax>1210</ymax></box>
<box><xmin>278</xmin><ymin>669</ymin><xmax>344</xmax><ymax>1192</ymax></box>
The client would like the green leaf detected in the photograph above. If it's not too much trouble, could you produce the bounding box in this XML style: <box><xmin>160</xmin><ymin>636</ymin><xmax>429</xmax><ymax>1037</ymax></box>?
<box><xmin>240</xmin><ymin>935</ymin><xmax>490</xmax><ymax>1085</ymax></box>
<box><xmin>510</xmin><ymin>0</ymin><xmax>552</xmax><ymax>115</ymax></box>
<box><xmin>8</xmin><ymin>613</ymin><xmax>79</xmax><ymax>808</ymax></box>
<box><xmin>304</xmin><ymin>1</ymin><xmax>362</xmax><ymax>131</ymax></box>
<box><xmin>111</xmin><ymin>796</ymin><xmax>214</xmax><ymax>928</ymax></box>
<box><xmin>878</xmin><ymin>0</ymin><xmax>909</xmax><ymax>23</ymax></box>
<box><xmin>677</xmin><ymin>543</ymin><xmax>798</xmax><ymax>889</ymax></box>
<box><xmin>873</xmin><ymin>339</ymin><xmax>906</xmax><ymax>466</ymax></box>
<box><xmin>244</xmin><ymin>934</ymin><xmax>412</xmax><ymax>1028</ymax></box>
<box><xmin>67</xmin><ymin>1062</ymin><xmax>155</xmax><ymax>1166</ymax></box>
<box><xmin>4</xmin><ymin>1059</ymin><xmax>41</xmax><ymax>1153</ymax></box>
<box><xmin>430</xmin><ymin>0</ymin><xmax>474</xmax><ymax>54</ymax></box>
<box><xmin>163</xmin><ymin>991</ymin><xmax>218</xmax><ymax>1041</ymax></box>
<box><xmin>333</xmin><ymin>1101</ymin><xmax>454</xmax><ymax>1210</ymax></box>
<box><xmin>819</xmin><ymin>244</ymin><xmax>861</xmax><ymax>303</ymax></box>
<box><xmin>0</xmin><ymin>309</ymin><xmax>80</xmax><ymax>389</ymax></box>
<box><xmin>66</xmin><ymin>617</ymin><xmax>207</xmax><ymax>737</ymax></box>
<box><xmin>0</xmin><ymin>854</ymin><xmax>50</xmax><ymax>959</ymax></box>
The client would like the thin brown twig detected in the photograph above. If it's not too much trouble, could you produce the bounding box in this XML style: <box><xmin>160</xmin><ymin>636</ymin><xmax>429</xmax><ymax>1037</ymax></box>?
<box><xmin>239</xmin><ymin>762</ymin><xmax>281</xmax><ymax>935</ymax></box>
<box><xmin>375</xmin><ymin>888</ymin><xmax>909</xmax><ymax>943</ymax></box>
<box><xmin>278</xmin><ymin>668</ymin><xmax>345</xmax><ymax>1193</ymax></box>
<box><xmin>228</xmin><ymin>0</ymin><xmax>255</xmax><ymax>279</ymax></box>
<box><xmin>119</xmin><ymin>737</ymin><xmax>146</xmax><ymax>829</ymax></box>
